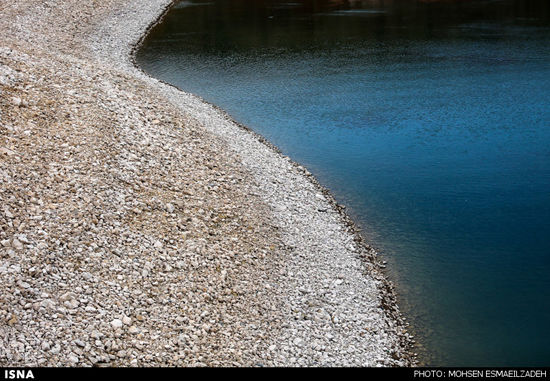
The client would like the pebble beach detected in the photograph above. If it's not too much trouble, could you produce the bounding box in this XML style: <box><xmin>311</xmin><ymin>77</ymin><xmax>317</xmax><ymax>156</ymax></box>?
<box><xmin>0</xmin><ymin>0</ymin><xmax>413</xmax><ymax>367</ymax></box>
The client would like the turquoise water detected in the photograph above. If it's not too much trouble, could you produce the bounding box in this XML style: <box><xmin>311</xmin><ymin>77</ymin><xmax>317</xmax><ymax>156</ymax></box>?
<box><xmin>137</xmin><ymin>0</ymin><xmax>550</xmax><ymax>366</ymax></box>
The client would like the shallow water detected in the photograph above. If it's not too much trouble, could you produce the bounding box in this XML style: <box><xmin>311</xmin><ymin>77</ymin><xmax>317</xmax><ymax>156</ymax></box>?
<box><xmin>137</xmin><ymin>0</ymin><xmax>550</xmax><ymax>366</ymax></box>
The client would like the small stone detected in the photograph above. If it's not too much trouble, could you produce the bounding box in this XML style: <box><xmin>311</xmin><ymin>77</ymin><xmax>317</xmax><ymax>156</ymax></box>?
<box><xmin>50</xmin><ymin>344</ymin><xmax>61</xmax><ymax>355</ymax></box>
<box><xmin>17</xmin><ymin>280</ymin><xmax>30</xmax><ymax>289</ymax></box>
<box><xmin>74</xmin><ymin>340</ymin><xmax>86</xmax><ymax>348</ymax></box>
<box><xmin>7</xmin><ymin>316</ymin><xmax>17</xmax><ymax>326</ymax></box>
<box><xmin>40</xmin><ymin>299</ymin><xmax>55</xmax><ymax>309</ymax></box>
<box><xmin>10</xmin><ymin>97</ymin><xmax>22</xmax><ymax>107</ymax></box>
<box><xmin>111</xmin><ymin>319</ymin><xmax>123</xmax><ymax>329</ymax></box>
<box><xmin>60</xmin><ymin>292</ymin><xmax>76</xmax><ymax>302</ymax></box>
<box><xmin>17</xmin><ymin>234</ymin><xmax>30</xmax><ymax>243</ymax></box>
<box><xmin>0</xmin><ymin>147</ymin><xmax>17</xmax><ymax>156</ymax></box>
<box><xmin>11</xmin><ymin>239</ymin><xmax>23</xmax><ymax>250</ymax></box>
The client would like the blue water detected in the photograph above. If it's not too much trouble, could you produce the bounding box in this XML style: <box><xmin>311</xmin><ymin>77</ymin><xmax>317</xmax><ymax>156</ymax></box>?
<box><xmin>137</xmin><ymin>0</ymin><xmax>550</xmax><ymax>366</ymax></box>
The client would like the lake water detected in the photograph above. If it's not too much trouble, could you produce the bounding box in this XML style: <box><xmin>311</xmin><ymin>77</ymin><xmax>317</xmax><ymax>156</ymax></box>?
<box><xmin>136</xmin><ymin>0</ymin><xmax>550</xmax><ymax>366</ymax></box>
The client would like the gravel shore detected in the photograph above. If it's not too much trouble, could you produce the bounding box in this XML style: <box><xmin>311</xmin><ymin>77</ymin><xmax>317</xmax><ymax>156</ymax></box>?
<box><xmin>0</xmin><ymin>0</ymin><xmax>414</xmax><ymax>366</ymax></box>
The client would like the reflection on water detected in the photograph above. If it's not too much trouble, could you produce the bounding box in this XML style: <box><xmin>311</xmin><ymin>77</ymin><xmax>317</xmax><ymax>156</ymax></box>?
<box><xmin>137</xmin><ymin>0</ymin><xmax>550</xmax><ymax>366</ymax></box>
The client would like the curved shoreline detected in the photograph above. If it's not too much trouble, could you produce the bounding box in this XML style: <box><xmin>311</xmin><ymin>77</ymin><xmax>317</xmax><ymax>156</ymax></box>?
<box><xmin>126</xmin><ymin>0</ymin><xmax>416</xmax><ymax>365</ymax></box>
<box><xmin>0</xmin><ymin>0</ymin><xmax>415</xmax><ymax>366</ymax></box>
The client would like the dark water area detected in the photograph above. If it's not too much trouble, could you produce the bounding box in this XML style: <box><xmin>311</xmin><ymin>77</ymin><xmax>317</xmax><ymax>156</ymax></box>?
<box><xmin>137</xmin><ymin>0</ymin><xmax>550</xmax><ymax>366</ymax></box>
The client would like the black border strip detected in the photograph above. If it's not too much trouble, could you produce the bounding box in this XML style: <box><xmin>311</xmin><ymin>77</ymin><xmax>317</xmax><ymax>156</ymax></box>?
<box><xmin>1</xmin><ymin>367</ymin><xmax>550</xmax><ymax>380</ymax></box>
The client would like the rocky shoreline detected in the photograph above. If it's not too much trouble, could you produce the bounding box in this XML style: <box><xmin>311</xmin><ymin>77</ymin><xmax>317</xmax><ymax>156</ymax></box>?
<box><xmin>0</xmin><ymin>0</ymin><xmax>414</xmax><ymax>366</ymax></box>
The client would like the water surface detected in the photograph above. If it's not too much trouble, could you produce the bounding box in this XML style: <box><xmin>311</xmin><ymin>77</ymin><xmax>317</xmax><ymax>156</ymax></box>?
<box><xmin>137</xmin><ymin>0</ymin><xmax>550</xmax><ymax>366</ymax></box>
